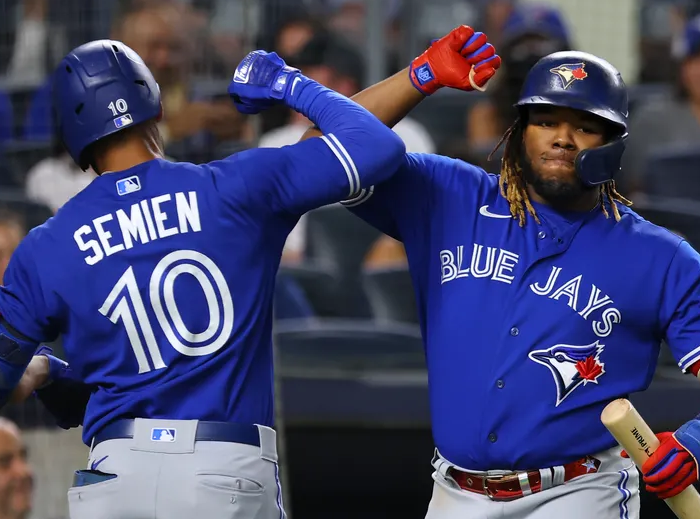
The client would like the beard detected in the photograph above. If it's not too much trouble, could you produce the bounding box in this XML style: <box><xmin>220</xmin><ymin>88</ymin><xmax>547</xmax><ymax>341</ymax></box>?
<box><xmin>519</xmin><ymin>147</ymin><xmax>596</xmax><ymax>208</ymax></box>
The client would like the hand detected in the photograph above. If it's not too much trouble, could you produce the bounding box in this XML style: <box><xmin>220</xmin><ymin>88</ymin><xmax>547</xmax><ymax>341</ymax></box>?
<box><xmin>9</xmin><ymin>355</ymin><xmax>50</xmax><ymax>404</ymax></box>
<box><xmin>409</xmin><ymin>25</ymin><xmax>501</xmax><ymax>96</ymax></box>
<box><xmin>622</xmin><ymin>429</ymin><xmax>699</xmax><ymax>499</ymax></box>
<box><xmin>228</xmin><ymin>50</ymin><xmax>301</xmax><ymax>115</ymax></box>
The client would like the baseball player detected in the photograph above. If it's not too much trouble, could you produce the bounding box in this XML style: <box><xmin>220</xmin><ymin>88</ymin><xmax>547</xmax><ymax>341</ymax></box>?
<box><xmin>0</xmin><ymin>39</ymin><xmax>405</xmax><ymax>519</ymax></box>
<box><xmin>299</xmin><ymin>25</ymin><xmax>700</xmax><ymax>518</ymax></box>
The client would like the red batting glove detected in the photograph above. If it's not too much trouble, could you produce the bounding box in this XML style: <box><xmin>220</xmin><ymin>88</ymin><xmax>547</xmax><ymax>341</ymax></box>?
<box><xmin>409</xmin><ymin>25</ymin><xmax>502</xmax><ymax>96</ymax></box>
<box><xmin>621</xmin><ymin>431</ymin><xmax>699</xmax><ymax>499</ymax></box>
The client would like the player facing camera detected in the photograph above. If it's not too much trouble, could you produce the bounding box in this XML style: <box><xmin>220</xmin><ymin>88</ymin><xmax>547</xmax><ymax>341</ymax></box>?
<box><xmin>489</xmin><ymin>51</ymin><xmax>632</xmax><ymax>225</ymax></box>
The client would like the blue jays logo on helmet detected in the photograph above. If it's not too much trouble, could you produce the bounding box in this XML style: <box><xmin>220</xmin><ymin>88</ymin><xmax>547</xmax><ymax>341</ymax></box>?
<box><xmin>529</xmin><ymin>341</ymin><xmax>605</xmax><ymax>406</ymax></box>
<box><xmin>549</xmin><ymin>62</ymin><xmax>588</xmax><ymax>89</ymax></box>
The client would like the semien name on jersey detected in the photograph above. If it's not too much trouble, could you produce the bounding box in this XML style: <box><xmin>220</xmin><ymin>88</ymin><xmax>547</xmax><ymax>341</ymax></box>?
<box><xmin>73</xmin><ymin>191</ymin><xmax>201</xmax><ymax>265</ymax></box>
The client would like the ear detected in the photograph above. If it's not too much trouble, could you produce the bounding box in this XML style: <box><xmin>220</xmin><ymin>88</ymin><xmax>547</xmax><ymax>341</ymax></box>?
<box><xmin>156</xmin><ymin>102</ymin><xmax>164</xmax><ymax>122</ymax></box>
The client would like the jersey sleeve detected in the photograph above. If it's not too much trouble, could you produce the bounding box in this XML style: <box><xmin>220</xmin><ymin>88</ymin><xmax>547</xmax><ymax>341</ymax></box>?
<box><xmin>341</xmin><ymin>153</ymin><xmax>489</xmax><ymax>242</ymax></box>
<box><xmin>659</xmin><ymin>240</ymin><xmax>700</xmax><ymax>372</ymax></box>
<box><xmin>208</xmin><ymin>129</ymin><xmax>403</xmax><ymax>217</ymax></box>
<box><xmin>0</xmin><ymin>235</ymin><xmax>59</xmax><ymax>343</ymax></box>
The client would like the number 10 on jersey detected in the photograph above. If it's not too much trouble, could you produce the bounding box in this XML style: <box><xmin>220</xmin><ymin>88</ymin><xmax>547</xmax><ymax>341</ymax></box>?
<box><xmin>99</xmin><ymin>250</ymin><xmax>234</xmax><ymax>373</ymax></box>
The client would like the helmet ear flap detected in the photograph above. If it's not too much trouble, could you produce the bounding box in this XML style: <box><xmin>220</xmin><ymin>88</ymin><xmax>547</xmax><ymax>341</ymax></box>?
<box><xmin>574</xmin><ymin>134</ymin><xmax>627</xmax><ymax>186</ymax></box>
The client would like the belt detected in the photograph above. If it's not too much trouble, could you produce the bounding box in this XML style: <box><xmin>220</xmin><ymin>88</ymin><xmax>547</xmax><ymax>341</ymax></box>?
<box><xmin>92</xmin><ymin>419</ymin><xmax>261</xmax><ymax>449</ymax></box>
<box><xmin>449</xmin><ymin>455</ymin><xmax>601</xmax><ymax>501</ymax></box>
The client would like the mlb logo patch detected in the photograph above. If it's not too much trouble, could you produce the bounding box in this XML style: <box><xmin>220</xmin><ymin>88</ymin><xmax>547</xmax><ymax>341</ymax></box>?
<box><xmin>414</xmin><ymin>64</ymin><xmax>434</xmax><ymax>85</ymax></box>
<box><xmin>116</xmin><ymin>175</ymin><xmax>141</xmax><ymax>196</ymax></box>
<box><xmin>151</xmin><ymin>428</ymin><xmax>176</xmax><ymax>442</ymax></box>
<box><xmin>114</xmin><ymin>113</ymin><xmax>133</xmax><ymax>129</ymax></box>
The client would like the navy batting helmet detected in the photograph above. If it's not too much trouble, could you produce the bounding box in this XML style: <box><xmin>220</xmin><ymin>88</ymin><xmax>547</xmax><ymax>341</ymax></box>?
<box><xmin>52</xmin><ymin>40</ymin><xmax>161</xmax><ymax>171</ymax></box>
<box><xmin>515</xmin><ymin>51</ymin><xmax>629</xmax><ymax>185</ymax></box>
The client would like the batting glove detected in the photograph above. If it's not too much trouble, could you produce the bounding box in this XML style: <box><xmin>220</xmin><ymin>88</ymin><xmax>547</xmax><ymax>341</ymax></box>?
<box><xmin>621</xmin><ymin>421</ymin><xmax>700</xmax><ymax>499</ymax></box>
<box><xmin>409</xmin><ymin>25</ymin><xmax>502</xmax><ymax>96</ymax></box>
<box><xmin>228</xmin><ymin>50</ymin><xmax>303</xmax><ymax>115</ymax></box>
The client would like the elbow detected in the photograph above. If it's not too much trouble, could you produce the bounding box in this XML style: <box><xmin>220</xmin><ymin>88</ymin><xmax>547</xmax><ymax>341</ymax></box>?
<box><xmin>372</xmin><ymin>126</ymin><xmax>406</xmax><ymax>176</ymax></box>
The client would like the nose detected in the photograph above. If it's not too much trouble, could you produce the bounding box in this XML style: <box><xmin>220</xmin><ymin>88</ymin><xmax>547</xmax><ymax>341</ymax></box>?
<box><xmin>552</xmin><ymin>122</ymin><xmax>576</xmax><ymax>150</ymax></box>
<box><xmin>12</xmin><ymin>457</ymin><xmax>31</xmax><ymax>482</ymax></box>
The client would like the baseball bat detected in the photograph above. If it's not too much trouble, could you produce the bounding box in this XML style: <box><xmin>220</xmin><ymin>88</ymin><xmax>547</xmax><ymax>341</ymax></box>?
<box><xmin>601</xmin><ymin>398</ymin><xmax>700</xmax><ymax>519</ymax></box>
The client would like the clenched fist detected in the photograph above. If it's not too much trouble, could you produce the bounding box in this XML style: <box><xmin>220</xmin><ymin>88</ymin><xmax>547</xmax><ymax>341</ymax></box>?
<box><xmin>409</xmin><ymin>25</ymin><xmax>501</xmax><ymax>96</ymax></box>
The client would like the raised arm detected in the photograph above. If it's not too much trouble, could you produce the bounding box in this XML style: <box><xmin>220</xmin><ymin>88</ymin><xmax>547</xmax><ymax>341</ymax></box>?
<box><xmin>300</xmin><ymin>25</ymin><xmax>501</xmax><ymax>141</ymax></box>
<box><xmin>221</xmin><ymin>50</ymin><xmax>407</xmax><ymax>215</ymax></box>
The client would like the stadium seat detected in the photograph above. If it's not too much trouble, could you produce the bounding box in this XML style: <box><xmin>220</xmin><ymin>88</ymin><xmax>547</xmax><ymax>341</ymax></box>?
<box><xmin>2</xmin><ymin>139</ymin><xmax>54</xmax><ymax>186</ymax></box>
<box><xmin>23</xmin><ymin>79</ymin><xmax>53</xmax><ymax>141</ymax></box>
<box><xmin>643</xmin><ymin>147</ymin><xmax>700</xmax><ymax>200</ymax></box>
<box><xmin>279</xmin><ymin>263</ymin><xmax>338</xmax><ymax>316</ymax></box>
<box><xmin>304</xmin><ymin>204</ymin><xmax>382</xmax><ymax>318</ymax></box>
<box><xmin>410</xmin><ymin>88</ymin><xmax>485</xmax><ymax>149</ymax></box>
<box><xmin>632</xmin><ymin>194</ymin><xmax>700</xmax><ymax>249</ymax></box>
<box><xmin>2</xmin><ymin>83</ymin><xmax>42</xmax><ymax>139</ymax></box>
<box><xmin>627</xmin><ymin>82</ymin><xmax>672</xmax><ymax>116</ymax></box>
<box><xmin>0</xmin><ymin>89</ymin><xmax>12</xmax><ymax>142</ymax></box>
<box><xmin>362</xmin><ymin>266</ymin><xmax>418</xmax><ymax>324</ymax></box>
<box><xmin>273</xmin><ymin>318</ymin><xmax>425</xmax><ymax>371</ymax></box>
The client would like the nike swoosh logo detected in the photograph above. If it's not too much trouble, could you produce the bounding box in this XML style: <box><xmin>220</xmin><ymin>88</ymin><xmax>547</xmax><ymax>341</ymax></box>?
<box><xmin>291</xmin><ymin>77</ymin><xmax>302</xmax><ymax>96</ymax></box>
<box><xmin>90</xmin><ymin>455</ymin><xmax>108</xmax><ymax>471</ymax></box>
<box><xmin>479</xmin><ymin>205</ymin><xmax>512</xmax><ymax>219</ymax></box>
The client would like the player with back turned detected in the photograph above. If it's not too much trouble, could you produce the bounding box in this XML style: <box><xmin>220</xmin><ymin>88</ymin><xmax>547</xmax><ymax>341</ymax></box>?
<box><xmin>0</xmin><ymin>39</ymin><xmax>405</xmax><ymax>519</ymax></box>
<box><xmin>298</xmin><ymin>25</ymin><xmax>700</xmax><ymax>518</ymax></box>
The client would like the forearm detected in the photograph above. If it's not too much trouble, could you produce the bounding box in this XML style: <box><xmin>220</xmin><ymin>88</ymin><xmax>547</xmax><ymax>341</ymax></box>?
<box><xmin>289</xmin><ymin>77</ymin><xmax>406</xmax><ymax>189</ymax></box>
<box><xmin>300</xmin><ymin>68</ymin><xmax>425</xmax><ymax>142</ymax></box>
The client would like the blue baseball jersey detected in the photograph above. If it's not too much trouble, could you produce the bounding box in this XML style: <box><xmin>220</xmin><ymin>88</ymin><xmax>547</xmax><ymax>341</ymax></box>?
<box><xmin>0</xmin><ymin>132</ymin><xmax>398</xmax><ymax>445</ymax></box>
<box><xmin>344</xmin><ymin>153</ymin><xmax>700</xmax><ymax>470</ymax></box>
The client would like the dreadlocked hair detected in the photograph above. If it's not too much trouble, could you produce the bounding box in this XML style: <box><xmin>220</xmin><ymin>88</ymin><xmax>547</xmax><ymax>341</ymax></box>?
<box><xmin>488</xmin><ymin>118</ymin><xmax>633</xmax><ymax>227</ymax></box>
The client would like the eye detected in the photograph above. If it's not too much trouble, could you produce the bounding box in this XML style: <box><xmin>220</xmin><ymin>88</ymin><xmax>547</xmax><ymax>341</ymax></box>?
<box><xmin>536</xmin><ymin>120</ymin><xmax>555</xmax><ymax>128</ymax></box>
<box><xmin>555</xmin><ymin>353</ymin><xmax>566</xmax><ymax>362</ymax></box>
<box><xmin>578</xmin><ymin>126</ymin><xmax>598</xmax><ymax>134</ymax></box>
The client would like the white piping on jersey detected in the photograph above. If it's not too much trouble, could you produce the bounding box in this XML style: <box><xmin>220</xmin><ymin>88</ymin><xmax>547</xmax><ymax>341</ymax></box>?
<box><xmin>320</xmin><ymin>133</ymin><xmax>360</xmax><ymax>198</ymax></box>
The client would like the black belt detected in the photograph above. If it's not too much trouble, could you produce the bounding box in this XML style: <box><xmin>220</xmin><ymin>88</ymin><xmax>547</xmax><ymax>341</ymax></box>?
<box><xmin>92</xmin><ymin>419</ymin><xmax>261</xmax><ymax>449</ymax></box>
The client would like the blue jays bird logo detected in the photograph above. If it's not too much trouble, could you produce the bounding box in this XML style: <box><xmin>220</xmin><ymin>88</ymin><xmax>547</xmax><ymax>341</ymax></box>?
<box><xmin>550</xmin><ymin>63</ymin><xmax>588</xmax><ymax>89</ymax></box>
<box><xmin>529</xmin><ymin>341</ymin><xmax>605</xmax><ymax>406</ymax></box>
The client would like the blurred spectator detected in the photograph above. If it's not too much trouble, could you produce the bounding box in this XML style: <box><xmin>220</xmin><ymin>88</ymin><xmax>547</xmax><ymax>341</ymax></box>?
<box><xmin>258</xmin><ymin>31</ymin><xmax>435</xmax><ymax>265</ymax></box>
<box><xmin>622</xmin><ymin>14</ymin><xmax>700</xmax><ymax>194</ymax></box>
<box><xmin>364</xmin><ymin>235</ymin><xmax>407</xmax><ymax>268</ymax></box>
<box><xmin>464</xmin><ymin>3</ymin><xmax>571</xmax><ymax>166</ymax></box>
<box><xmin>0</xmin><ymin>419</ymin><xmax>32</xmax><ymax>519</ymax></box>
<box><xmin>272</xmin><ymin>14</ymin><xmax>324</xmax><ymax>59</ymax></box>
<box><xmin>111</xmin><ymin>2</ymin><xmax>246</xmax><ymax>158</ymax></box>
<box><xmin>24</xmin><ymin>141</ymin><xmax>96</xmax><ymax>213</ymax></box>
<box><xmin>3</xmin><ymin>0</ymin><xmax>51</xmax><ymax>86</ymax></box>
<box><xmin>0</xmin><ymin>209</ymin><xmax>25</xmax><ymax>283</ymax></box>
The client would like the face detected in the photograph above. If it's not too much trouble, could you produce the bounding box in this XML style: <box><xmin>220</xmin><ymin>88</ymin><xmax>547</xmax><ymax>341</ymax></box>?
<box><xmin>276</xmin><ymin>23</ymin><xmax>315</xmax><ymax>58</ymax></box>
<box><xmin>681</xmin><ymin>54</ymin><xmax>700</xmax><ymax>102</ymax></box>
<box><xmin>118</xmin><ymin>9</ymin><xmax>189</xmax><ymax>88</ymax></box>
<box><xmin>0</xmin><ymin>223</ymin><xmax>24</xmax><ymax>283</ymax></box>
<box><xmin>0</xmin><ymin>426</ymin><xmax>33</xmax><ymax>519</ymax></box>
<box><xmin>521</xmin><ymin>106</ymin><xmax>609</xmax><ymax>205</ymax></box>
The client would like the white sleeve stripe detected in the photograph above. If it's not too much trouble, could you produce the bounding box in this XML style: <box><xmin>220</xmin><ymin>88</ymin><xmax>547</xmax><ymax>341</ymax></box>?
<box><xmin>320</xmin><ymin>135</ymin><xmax>355</xmax><ymax>197</ymax></box>
<box><xmin>678</xmin><ymin>345</ymin><xmax>700</xmax><ymax>367</ymax></box>
<box><xmin>340</xmin><ymin>185</ymin><xmax>375</xmax><ymax>207</ymax></box>
<box><xmin>328</xmin><ymin>133</ymin><xmax>360</xmax><ymax>196</ymax></box>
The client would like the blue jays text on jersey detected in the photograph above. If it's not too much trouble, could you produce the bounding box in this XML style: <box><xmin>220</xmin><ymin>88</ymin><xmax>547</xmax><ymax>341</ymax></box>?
<box><xmin>344</xmin><ymin>153</ymin><xmax>700</xmax><ymax>471</ymax></box>
<box><xmin>0</xmin><ymin>97</ymin><xmax>404</xmax><ymax>445</ymax></box>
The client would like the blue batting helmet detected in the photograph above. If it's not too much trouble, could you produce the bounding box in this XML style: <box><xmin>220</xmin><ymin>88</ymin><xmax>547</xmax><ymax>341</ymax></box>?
<box><xmin>52</xmin><ymin>40</ymin><xmax>161</xmax><ymax>170</ymax></box>
<box><xmin>515</xmin><ymin>51</ymin><xmax>629</xmax><ymax>185</ymax></box>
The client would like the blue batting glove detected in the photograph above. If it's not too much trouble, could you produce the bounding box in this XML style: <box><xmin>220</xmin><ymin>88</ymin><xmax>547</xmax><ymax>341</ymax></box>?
<box><xmin>228</xmin><ymin>50</ymin><xmax>303</xmax><ymax>115</ymax></box>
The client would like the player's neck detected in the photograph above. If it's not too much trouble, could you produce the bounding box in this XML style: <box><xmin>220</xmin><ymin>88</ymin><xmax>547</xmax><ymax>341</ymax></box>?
<box><xmin>526</xmin><ymin>184</ymin><xmax>600</xmax><ymax>213</ymax></box>
<box><xmin>94</xmin><ymin>136</ymin><xmax>163</xmax><ymax>176</ymax></box>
